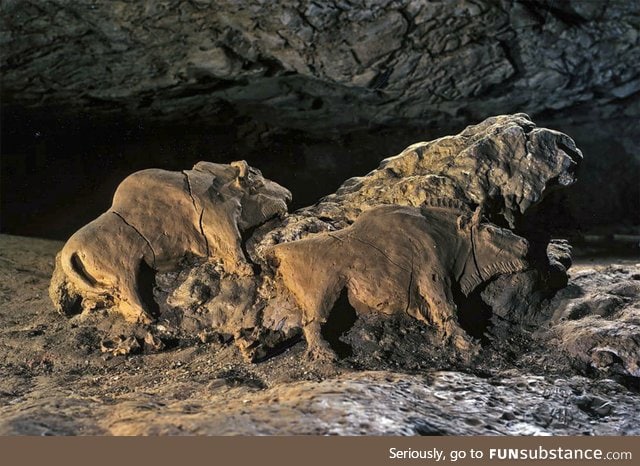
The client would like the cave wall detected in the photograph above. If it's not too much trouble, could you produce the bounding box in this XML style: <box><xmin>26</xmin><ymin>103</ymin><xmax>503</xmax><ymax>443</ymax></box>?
<box><xmin>1</xmin><ymin>0</ymin><xmax>638</xmax><ymax>240</ymax></box>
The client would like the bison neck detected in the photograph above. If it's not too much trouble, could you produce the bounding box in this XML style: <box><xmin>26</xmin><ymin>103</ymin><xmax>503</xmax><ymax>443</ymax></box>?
<box><xmin>458</xmin><ymin>237</ymin><xmax>528</xmax><ymax>297</ymax></box>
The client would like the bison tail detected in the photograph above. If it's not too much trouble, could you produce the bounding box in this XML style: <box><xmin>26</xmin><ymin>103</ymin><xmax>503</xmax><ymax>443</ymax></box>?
<box><xmin>60</xmin><ymin>249</ymin><xmax>99</xmax><ymax>290</ymax></box>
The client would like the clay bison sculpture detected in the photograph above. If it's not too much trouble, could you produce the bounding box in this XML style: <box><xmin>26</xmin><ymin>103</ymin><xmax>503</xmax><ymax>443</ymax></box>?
<box><xmin>49</xmin><ymin>160</ymin><xmax>291</xmax><ymax>323</ymax></box>
<box><xmin>270</xmin><ymin>204</ymin><xmax>530</xmax><ymax>361</ymax></box>
<box><xmin>48</xmin><ymin>115</ymin><xmax>580</xmax><ymax>363</ymax></box>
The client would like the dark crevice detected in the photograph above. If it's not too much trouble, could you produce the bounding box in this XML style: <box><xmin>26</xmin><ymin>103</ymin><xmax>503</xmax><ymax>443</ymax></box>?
<box><xmin>453</xmin><ymin>281</ymin><xmax>493</xmax><ymax>344</ymax></box>
<box><xmin>249</xmin><ymin>329</ymin><xmax>304</xmax><ymax>363</ymax></box>
<box><xmin>311</xmin><ymin>97</ymin><xmax>324</xmax><ymax>110</ymax></box>
<box><xmin>541</xmin><ymin>2</ymin><xmax>588</xmax><ymax>27</ymax></box>
<box><xmin>136</xmin><ymin>259</ymin><xmax>160</xmax><ymax>318</ymax></box>
<box><xmin>167</xmin><ymin>79</ymin><xmax>237</xmax><ymax>99</ymax></box>
<box><xmin>64</xmin><ymin>293</ymin><xmax>84</xmax><ymax>317</ymax></box>
<box><xmin>557</xmin><ymin>141</ymin><xmax>582</xmax><ymax>165</ymax></box>
<box><xmin>369</xmin><ymin>68</ymin><xmax>393</xmax><ymax>90</ymax></box>
<box><xmin>239</xmin><ymin>223</ymin><xmax>263</xmax><ymax>275</ymax></box>
<box><xmin>255</xmin><ymin>56</ymin><xmax>287</xmax><ymax>78</ymax></box>
<box><xmin>321</xmin><ymin>287</ymin><xmax>358</xmax><ymax>358</ymax></box>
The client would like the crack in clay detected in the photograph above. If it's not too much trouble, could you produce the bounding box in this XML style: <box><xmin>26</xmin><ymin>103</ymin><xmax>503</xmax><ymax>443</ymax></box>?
<box><xmin>403</xmin><ymin>238</ymin><xmax>417</xmax><ymax>317</ymax></box>
<box><xmin>183</xmin><ymin>171</ymin><xmax>210</xmax><ymax>256</ymax></box>
<box><xmin>111</xmin><ymin>211</ymin><xmax>157</xmax><ymax>268</ymax></box>
<box><xmin>346</xmin><ymin>234</ymin><xmax>410</xmax><ymax>273</ymax></box>
<box><xmin>198</xmin><ymin>208</ymin><xmax>210</xmax><ymax>257</ymax></box>
<box><xmin>182</xmin><ymin>171</ymin><xmax>198</xmax><ymax>211</ymax></box>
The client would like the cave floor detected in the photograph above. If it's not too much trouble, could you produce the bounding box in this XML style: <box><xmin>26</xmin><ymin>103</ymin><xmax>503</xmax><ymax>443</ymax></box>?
<box><xmin>0</xmin><ymin>234</ymin><xmax>638</xmax><ymax>435</ymax></box>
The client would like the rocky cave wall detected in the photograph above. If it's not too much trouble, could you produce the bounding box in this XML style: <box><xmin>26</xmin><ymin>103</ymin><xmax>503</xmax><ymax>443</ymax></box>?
<box><xmin>1</xmin><ymin>0</ymin><xmax>639</xmax><ymax>240</ymax></box>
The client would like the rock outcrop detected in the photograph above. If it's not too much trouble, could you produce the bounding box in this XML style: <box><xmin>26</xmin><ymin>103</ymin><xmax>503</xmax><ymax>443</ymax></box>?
<box><xmin>249</xmin><ymin>113</ymin><xmax>581</xmax><ymax>260</ymax></box>
<box><xmin>50</xmin><ymin>114</ymin><xmax>592</xmax><ymax>369</ymax></box>
<box><xmin>546</xmin><ymin>266</ymin><xmax>640</xmax><ymax>380</ymax></box>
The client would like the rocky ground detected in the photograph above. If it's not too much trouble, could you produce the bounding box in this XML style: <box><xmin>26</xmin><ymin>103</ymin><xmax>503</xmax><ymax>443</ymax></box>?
<box><xmin>0</xmin><ymin>233</ymin><xmax>638</xmax><ymax>435</ymax></box>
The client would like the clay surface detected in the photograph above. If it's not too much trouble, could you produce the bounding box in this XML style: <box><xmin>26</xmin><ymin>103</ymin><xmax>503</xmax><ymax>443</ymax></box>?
<box><xmin>546</xmin><ymin>266</ymin><xmax>640</xmax><ymax>380</ymax></box>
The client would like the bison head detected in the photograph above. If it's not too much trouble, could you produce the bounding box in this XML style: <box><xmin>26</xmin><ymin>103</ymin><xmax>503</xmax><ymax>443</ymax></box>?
<box><xmin>457</xmin><ymin>207</ymin><xmax>530</xmax><ymax>295</ymax></box>
<box><xmin>230</xmin><ymin>160</ymin><xmax>292</xmax><ymax>231</ymax></box>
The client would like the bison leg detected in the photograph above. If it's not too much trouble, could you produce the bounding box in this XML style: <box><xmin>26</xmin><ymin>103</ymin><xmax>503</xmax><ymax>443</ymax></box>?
<box><xmin>108</xmin><ymin>232</ymin><xmax>158</xmax><ymax>323</ymax></box>
<box><xmin>272</xmin><ymin>238</ymin><xmax>344</xmax><ymax>362</ymax></box>
<box><xmin>111</xmin><ymin>258</ymin><xmax>157</xmax><ymax>324</ymax></box>
<box><xmin>301</xmin><ymin>288</ymin><xmax>345</xmax><ymax>363</ymax></box>
<box><xmin>418</xmin><ymin>274</ymin><xmax>476</xmax><ymax>352</ymax></box>
<box><xmin>303</xmin><ymin>318</ymin><xmax>337</xmax><ymax>362</ymax></box>
<box><xmin>200</xmin><ymin>201</ymin><xmax>254</xmax><ymax>276</ymax></box>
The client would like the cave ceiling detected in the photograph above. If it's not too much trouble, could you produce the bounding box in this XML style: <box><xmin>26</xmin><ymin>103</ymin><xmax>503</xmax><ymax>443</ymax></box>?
<box><xmin>2</xmin><ymin>0</ymin><xmax>639</xmax><ymax>133</ymax></box>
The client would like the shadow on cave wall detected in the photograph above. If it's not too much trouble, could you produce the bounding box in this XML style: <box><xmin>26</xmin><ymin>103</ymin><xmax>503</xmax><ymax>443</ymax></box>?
<box><xmin>1</xmin><ymin>104</ymin><xmax>638</xmax><ymax>242</ymax></box>
<box><xmin>0</xmin><ymin>106</ymin><xmax>436</xmax><ymax>240</ymax></box>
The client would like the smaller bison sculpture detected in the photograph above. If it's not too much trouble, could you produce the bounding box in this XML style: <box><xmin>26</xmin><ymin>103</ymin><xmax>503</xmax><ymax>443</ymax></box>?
<box><xmin>49</xmin><ymin>160</ymin><xmax>291</xmax><ymax>323</ymax></box>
